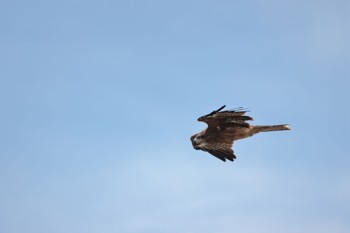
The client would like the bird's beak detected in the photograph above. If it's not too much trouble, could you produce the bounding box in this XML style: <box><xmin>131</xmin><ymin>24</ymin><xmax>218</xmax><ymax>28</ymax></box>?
<box><xmin>192</xmin><ymin>141</ymin><xmax>200</xmax><ymax>150</ymax></box>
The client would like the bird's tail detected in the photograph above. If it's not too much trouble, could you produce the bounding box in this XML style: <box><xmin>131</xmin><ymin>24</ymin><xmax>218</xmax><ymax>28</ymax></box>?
<box><xmin>252</xmin><ymin>124</ymin><xmax>291</xmax><ymax>134</ymax></box>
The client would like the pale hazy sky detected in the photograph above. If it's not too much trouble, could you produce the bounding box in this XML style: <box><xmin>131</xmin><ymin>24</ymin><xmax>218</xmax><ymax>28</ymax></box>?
<box><xmin>1</xmin><ymin>0</ymin><xmax>349</xmax><ymax>233</ymax></box>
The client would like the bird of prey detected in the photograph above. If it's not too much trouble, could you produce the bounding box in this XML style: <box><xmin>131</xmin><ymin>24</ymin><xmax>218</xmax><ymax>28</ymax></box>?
<box><xmin>190</xmin><ymin>105</ymin><xmax>290</xmax><ymax>162</ymax></box>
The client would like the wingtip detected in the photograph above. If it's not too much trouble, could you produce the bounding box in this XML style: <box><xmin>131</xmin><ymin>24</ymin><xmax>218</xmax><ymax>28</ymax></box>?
<box><xmin>217</xmin><ymin>105</ymin><xmax>226</xmax><ymax>112</ymax></box>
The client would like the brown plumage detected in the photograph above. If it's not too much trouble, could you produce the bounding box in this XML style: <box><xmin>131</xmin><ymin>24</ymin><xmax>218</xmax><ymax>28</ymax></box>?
<box><xmin>190</xmin><ymin>105</ymin><xmax>290</xmax><ymax>162</ymax></box>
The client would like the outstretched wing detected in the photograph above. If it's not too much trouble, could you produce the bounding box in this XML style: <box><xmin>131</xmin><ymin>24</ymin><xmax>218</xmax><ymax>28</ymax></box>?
<box><xmin>198</xmin><ymin>105</ymin><xmax>253</xmax><ymax>130</ymax></box>
<box><xmin>198</xmin><ymin>141</ymin><xmax>236</xmax><ymax>162</ymax></box>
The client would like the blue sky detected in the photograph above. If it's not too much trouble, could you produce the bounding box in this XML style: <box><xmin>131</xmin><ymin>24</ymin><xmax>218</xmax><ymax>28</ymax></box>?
<box><xmin>1</xmin><ymin>0</ymin><xmax>349</xmax><ymax>232</ymax></box>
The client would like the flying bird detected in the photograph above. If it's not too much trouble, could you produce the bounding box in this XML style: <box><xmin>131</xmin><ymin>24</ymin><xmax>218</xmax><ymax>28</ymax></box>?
<box><xmin>190</xmin><ymin>105</ymin><xmax>290</xmax><ymax>162</ymax></box>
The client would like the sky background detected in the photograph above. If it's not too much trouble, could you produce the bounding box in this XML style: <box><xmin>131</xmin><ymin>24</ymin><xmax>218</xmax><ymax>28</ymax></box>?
<box><xmin>1</xmin><ymin>0</ymin><xmax>349</xmax><ymax>232</ymax></box>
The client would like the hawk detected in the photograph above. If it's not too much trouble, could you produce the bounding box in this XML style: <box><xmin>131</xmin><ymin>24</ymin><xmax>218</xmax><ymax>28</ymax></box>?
<box><xmin>190</xmin><ymin>105</ymin><xmax>290</xmax><ymax>162</ymax></box>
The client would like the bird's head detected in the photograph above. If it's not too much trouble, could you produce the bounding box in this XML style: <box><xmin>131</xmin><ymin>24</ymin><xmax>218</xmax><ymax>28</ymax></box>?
<box><xmin>190</xmin><ymin>133</ymin><xmax>205</xmax><ymax>149</ymax></box>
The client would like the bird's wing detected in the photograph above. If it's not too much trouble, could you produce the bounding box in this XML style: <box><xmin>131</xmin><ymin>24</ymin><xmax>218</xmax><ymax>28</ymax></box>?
<box><xmin>195</xmin><ymin>105</ymin><xmax>254</xmax><ymax>161</ymax></box>
<box><xmin>198</xmin><ymin>105</ymin><xmax>253</xmax><ymax>131</ymax></box>
<box><xmin>198</xmin><ymin>141</ymin><xmax>236</xmax><ymax>162</ymax></box>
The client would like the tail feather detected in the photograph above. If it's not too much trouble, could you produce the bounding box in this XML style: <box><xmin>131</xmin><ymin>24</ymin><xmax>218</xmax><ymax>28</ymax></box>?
<box><xmin>252</xmin><ymin>124</ymin><xmax>291</xmax><ymax>134</ymax></box>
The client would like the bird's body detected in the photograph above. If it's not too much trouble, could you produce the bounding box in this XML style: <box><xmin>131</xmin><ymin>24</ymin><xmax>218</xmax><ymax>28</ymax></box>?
<box><xmin>190</xmin><ymin>105</ymin><xmax>290</xmax><ymax>162</ymax></box>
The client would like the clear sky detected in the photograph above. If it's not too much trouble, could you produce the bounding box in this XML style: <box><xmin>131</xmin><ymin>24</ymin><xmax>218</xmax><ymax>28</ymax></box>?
<box><xmin>1</xmin><ymin>0</ymin><xmax>349</xmax><ymax>232</ymax></box>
